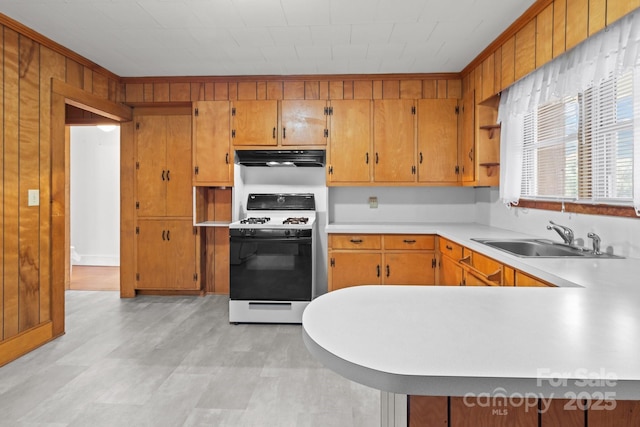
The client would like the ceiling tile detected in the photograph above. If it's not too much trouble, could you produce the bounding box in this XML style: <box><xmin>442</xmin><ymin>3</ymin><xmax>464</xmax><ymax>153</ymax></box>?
<box><xmin>309</xmin><ymin>25</ymin><xmax>351</xmax><ymax>46</ymax></box>
<box><xmin>228</xmin><ymin>27</ymin><xmax>275</xmax><ymax>47</ymax></box>
<box><xmin>269</xmin><ymin>26</ymin><xmax>313</xmax><ymax>46</ymax></box>
<box><xmin>366</xmin><ymin>43</ymin><xmax>405</xmax><ymax>60</ymax></box>
<box><xmin>332</xmin><ymin>44</ymin><xmax>368</xmax><ymax>61</ymax></box>
<box><xmin>280</xmin><ymin>0</ymin><xmax>330</xmax><ymax>26</ymax></box>
<box><xmin>296</xmin><ymin>45</ymin><xmax>332</xmax><ymax>61</ymax></box>
<box><xmin>390</xmin><ymin>22</ymin><xmax>437</xmax><ymax>43</ymax></box>
<box><xmin>233</xmin><ymin>0</ymin><xmax>287</xmax><ymax>27</ymax></box>
<box><xmin>351</xmin><ymin>23</ymin><xmax>393</xmax><ymax>44</ymax></box>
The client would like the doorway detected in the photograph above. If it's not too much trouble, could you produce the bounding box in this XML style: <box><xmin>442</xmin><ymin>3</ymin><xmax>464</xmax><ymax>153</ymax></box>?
<box><xmin>69</xmin><ymin>125</ymin><xmax>121</xmax><ymax>291</ymax></box>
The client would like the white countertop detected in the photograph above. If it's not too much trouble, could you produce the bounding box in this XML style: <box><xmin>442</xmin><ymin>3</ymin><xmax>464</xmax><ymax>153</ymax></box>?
<box><xmin>303</xmin><ymin>222</ymin><xmax>640</xmax><ymax>399</ymax></box>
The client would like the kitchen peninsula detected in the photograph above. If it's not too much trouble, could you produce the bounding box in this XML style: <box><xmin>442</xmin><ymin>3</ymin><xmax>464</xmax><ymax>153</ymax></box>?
<box><xmin>304</xmin><ymin>223</ymin><xmax>640</xmax><ymax>426</ymax></box>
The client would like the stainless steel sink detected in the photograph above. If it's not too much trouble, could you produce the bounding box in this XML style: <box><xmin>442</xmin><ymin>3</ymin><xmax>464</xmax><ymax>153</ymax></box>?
<box><xmin>471</xmin><ymin>238</ymin><xmax>623</xmax><ymax>258</ymax></box>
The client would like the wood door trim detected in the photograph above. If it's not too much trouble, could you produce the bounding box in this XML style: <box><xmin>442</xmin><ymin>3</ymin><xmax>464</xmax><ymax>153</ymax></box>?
<box><xmin>0</xmin><ymin>322</ymin><xmax>53</xmax><ymax>367</ymax></box>
<box><xmin>53</xmin><ymin>79</ymin><xmax>132</xmax><ymax>122</ymax></box>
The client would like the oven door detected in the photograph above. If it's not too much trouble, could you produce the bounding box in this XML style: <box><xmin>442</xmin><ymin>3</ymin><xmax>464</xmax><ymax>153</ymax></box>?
<box><xmin>230</xmin><ymin>231</ymin><xmax>312</xmax><ymax>301</ymax></box>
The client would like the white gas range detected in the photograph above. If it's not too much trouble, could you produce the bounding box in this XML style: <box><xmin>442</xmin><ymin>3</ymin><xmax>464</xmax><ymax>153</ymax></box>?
<box><xmin>228</xmin><ymin>193</ymin><xmax>317</xmax><ymax>324</ymax></box>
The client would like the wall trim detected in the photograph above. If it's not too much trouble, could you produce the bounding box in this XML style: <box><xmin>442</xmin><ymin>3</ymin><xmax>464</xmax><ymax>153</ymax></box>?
<box><xmin>0</xmin><ymin>322</ymin><xmax>54</xmax><ymax>367</ymax></box>
<box><xmin>120</xmin><ymin>73</ymin><xmax>462</xmax><ymax>84</ymax></box>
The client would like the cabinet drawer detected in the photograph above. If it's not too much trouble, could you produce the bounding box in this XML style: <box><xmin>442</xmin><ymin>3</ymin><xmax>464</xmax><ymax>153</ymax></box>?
<box><xmin>439</xmin><ymin>237</ymin><xmax>463</xmax><ymax>260</ymax></box>
<box><xmin>384</xmin><ymin>234</ymin><xmax>435</xmax><ymax>250</ymax></box>
<box><xmin>471</xmin><ymin>252</ymin><xmax>502</xmax><ymax>277</ymax></box>
<box><xmin>329</xmin><ymin>234</ymin><xmax>382</xmax><ymax>250</ymax></box>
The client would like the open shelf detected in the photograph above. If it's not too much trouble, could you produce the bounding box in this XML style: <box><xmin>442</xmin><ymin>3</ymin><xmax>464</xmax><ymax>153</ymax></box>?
<box><xmin>479</xmin><ymin>124</ymin><xmax>501</xmax><ymax>139</ymax></box>
<box><xmin>479</xmin><ymin>162</ymin><xmax>500</xmax><ymax>177</ymax></box>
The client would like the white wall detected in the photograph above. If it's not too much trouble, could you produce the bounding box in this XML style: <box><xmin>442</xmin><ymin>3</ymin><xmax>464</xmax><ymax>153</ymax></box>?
<box><xmin>70</xmin><ymin>126</ymin><xmax>120</xmax><ymax>266</ymax></box>
<box><xmin>475</xmin><ymin>187</ymin><xmax>640</xmax><ymax>259</ymax></box>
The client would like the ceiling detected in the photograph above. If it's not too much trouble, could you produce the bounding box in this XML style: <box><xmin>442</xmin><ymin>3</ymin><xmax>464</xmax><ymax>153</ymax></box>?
<box><xmin>0</xmin><ymin>0</ymin><xmax>536</xmax><ymax>77</ymax></box>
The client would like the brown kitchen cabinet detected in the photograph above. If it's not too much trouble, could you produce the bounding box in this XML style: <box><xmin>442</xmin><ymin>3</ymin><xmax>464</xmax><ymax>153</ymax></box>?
<box><xmin>135</xmin><ymin>219</ymin><xmax>200</xmax><ymax>290</ymax></box>
<box><xmin>373</xmin><ymin>99</ymin><xmax>417</xmax><ymax>183</ymax></box>
<box><xmin>328</xmin><ymin>234</ymin><xmax>436</xmax><ymax>291</ymax></box>
<box><xmin>326</xmin><ymin>99</ymin><xmax>372</xmax><ymax>184</ymax></box>
<box><xmin>459</xmin><ymin>90</ymin><xmax>476</xmax><ymax>184</ymax></box>
<box><xmin>516</xmin><ymin>271</ymin><xmax>555</xmax><ymax>287</ymax></box>
<box><xmin>135</xmin><ymin>114</ymin><xmax>192</xmax><ymax>217</ymax></box>
<box><xmin>417</xmin><ymin>98</ymin><xmax>460</xmax><ymax>184</ymax></box>
<box><xmin>475</xmin><ymin>95</ymin><xmax>500</xmax><ymax>187</ymax></box>
<box><xmin>231</xmin><ymin>100</ymin><xmax>278</xmax><ymax>146</ymax></box>
<box><xmin>438</xmin><ymin>237</ymin><xmax>502</xmax><ymax>286</ymax></box>
<box><xmin>408</xmin><ymin>396</ymin><xmax>448</xmax><ymax>427</ymax></box>
<box><xmin>192</xmin><ymin>101</ymin><xmax>233</xmax><ymax>186</ymax></box>
<box><xmin>438</xmin><ymin>236</ymin><xmax>465</xmax><ymax>286</ymax></box>
<box><xmin>280</xmin><ymin>100</ymin><xmax>328</xmax><ymax>146</ymax></box>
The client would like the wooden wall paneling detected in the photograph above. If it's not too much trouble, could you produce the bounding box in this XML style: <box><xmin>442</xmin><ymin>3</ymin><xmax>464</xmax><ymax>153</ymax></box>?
<box><xmin>565</xmin><ymin>0</ymin><xmax>588</xmax><ymax>50</ymax></box>
<box><xmin>284</xmin><ymin>81</ymin><xmax>305</xmax><ymax>99</ymax></box>
<box><xmin>204</xmin><ymin>82</ymin><xmax>214</xmax><ymax>101</ymax></box>
<box><xmin>191</xmin><ymin>82</ymin><xmax>204</xmax><ymax>102</ymax></box>
<box><xmin>607</xmin><ymin>0</ymin><xmax>640</xmax><ymax>25</ymax></box>
<box><xmin>422</xmin><ymin>80</ymin><xmax>437</xmax><ymax>99</ymax></box>
<box><xmin>39</xmin><ymin>46</ymin><xmax>65</xmax><ymax>322</ymax></box>
<box><xmin>108</xmin><ymin>79</ymin><xmax>118</xmax><ymax>103</ymax></box>
<box><xmin>501</xmin><ymin>36</ymin><xmax>515</xmax><ymax>90</ymax></box>
<box><xmin>257</xmin><ymin>81</ymin><xmax>267</xmax><ymax>100</ymax></box>
<box><xmin>400</xmin><ymin>80</ymin><xmax>421</xmax><ymax>99</ymax></box>
<box><xmin>83</xmin><ymin>67</ymin><xmax>92</xmax><ymax>93</ymax></box>
<box><xmin>541</xmin><ymin>400</ymin><xmax>585</xmax><ymax>427</ymax></box>
<box><xmin>353</xmin><ymin>81</ymin><xmax>373</xmax><ymax>100</ymax></box>
<box><xmin>304</xmin><ymin>81</ymin><xmax>320</xmax><ymax>99</ymax></box>
<box><xmin>329</xmin><ymin>81</ymin><xmax>343</xmax><ymax>99</ymax></box>
<box><xmin>65</xmin><ymin>58</ymin><xmax>83</xmax><ymax>88</ymax></box>
<box><xmin>437</xmin><ymin>80</ymin><xmax>448</xmax><ymax>99</ymax></box>
<box><xmin>515</xmin><ymin>18</ymin><xmax>536</xmax><ymax>81</ymax></box>
<box><xmin>553</xmin><ymin>0</ymin><xmax>567</xmax><ymax>58</ymax></box>
<box><xmin>343</xmin><ymin>81</ymin><xmax>354</xmax><ymax>99</ymax></box>
<box><xmin>154</xmin><ymin>83</ymin><xmax>170</xmax><ymax>102</ymax></box>
<box><xmin>493</xmin><ymin>48</ymin><xmax>502</xmax><ymax>93</ymax></box>
<box><xmin>536</xmin><ymin>4</ymin><xmax>554</xmax><ymax>67</ymax></box>
<box><xmin>408</xmin><ymin>396</ymin><xmax>448</xmax><ymax>427</ymax></box>
<box><xmin>238</xmin><ymin>81</ymin><xmax>257</xmax><ymax>100</ymax></box>
<box><xmin>213</xmin><ymin>188</ymin><xmax>232</xmax><ymax>221</ymax></box>
<box><xmin>588</xmin><ymin>0</ymin><xmax>606</xmax><ymax>35</ymax></box>
<box><xmin>4</xmin><ymin>28</ymin><xmax>20</xmax><ymax>340</ymax></box>
<box><xmin>382</xmin><ymin>80</ymin><xmax>400</xmax><ymax>99</ymax></box>
<box><xmin>205</xmin><ymin>227</ymin><xmax>216</xmax><ymax>293</ymax></box>
<box><xmin>170</xmin><ymin>82</ymin><xmax>191</xmax><ymax>102</ymax></box>
<box><xmin>448</xmin><ymin>79</ymin><xmax>462</xmax><ymax>99</ymax></box>
<box><xmin>473</xmin><ymin>68</ymin><xmax>482</xmax><ymax>101</ymax></box>
<box><xmin>125</xmin><ymin>84</ymin><xmax>144</xmax><ymax>103</ymax></box>
<box><xmin>588</xmin><ymin>400</ymin><xmax>640</xmax><ymax>426</ymax></box>
<box><xmin>120</xmin><ymin>121</ymin><xmax>136</xmax><ymax>298</ymax></box>
<box><xmin>214</xmin><ymin>82</ymin><xmax>229</xmax><ymax>100</ymax></box>
<box><xmin>213</xmin><ymin>227</ymin><xmax>230</xmax><ymax>294</ymax></box>
<box><xmin>0</xmin><ymin>26</ymin><xmax>4</xmax><ymax>339</ymax></box>
<box><xmin>372</xmin><ymin>80</ymin><xmax>383</xmax><ymax>99</ymax></box>
<box><xmin>92</xmin><ymin>72</ymin><xmax>109</xmax><ymax>100</ymax></box>
<box><xmin>228</xmin><ymin>82</ymin><xmax>238</xmax><ymax>100</ymax></box>
<box><xmin>481</xmin><ymin>57</ymin><xmax>495</xmax><ymax>101</ymax></box>
<box><xmin>319</xmin><ymin>81</ymin><xmax>329</xmax><ymax>100</ymax></box>
<box><xmin>266</xmin><ymin>81</ymin><xmax>283</xmax><ymax>100</ymax></box>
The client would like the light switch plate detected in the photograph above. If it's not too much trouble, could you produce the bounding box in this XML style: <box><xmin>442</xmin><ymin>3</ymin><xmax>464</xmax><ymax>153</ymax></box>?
<box><xmin>368</xmin><ymin>196</ymin><xmax>378</xmax><ymax>208</ymax></box>
<box><xmin>28</xmin><ymin>189</ymin><xmax>39</xmax><ymax>206</ymax></box>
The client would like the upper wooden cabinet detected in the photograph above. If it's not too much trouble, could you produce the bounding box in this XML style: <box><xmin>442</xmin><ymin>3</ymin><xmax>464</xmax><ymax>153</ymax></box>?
<box><xmin>417</xmin><ymin>98</ymin><xmax>459</xmax><ymax>183</ymax></box>
<box><xmin>231</xmin><ymin>100</ymin><xmax>278</xmax><ymax>146</ymax></box>
<box><xmin>135</xmin><ymin>115</ymin><xmax>192</xmax><ymax>218</ymax></box>
<box><xmin>373</xmin><ymin>99</ymin><xmax>416</xmax><ymax>183</ymax></box>
<box><xmin>459</xmin><ymin>90</ymin><xmax>476</xmax><ymax>185</ymax></box>
<box><xmin>281</xmin><ymin>100</ymin><xmax>328</xmax><ymax>146</ymax></box>
<box><xmin>192</xmin><ymin>101</ymin><xmax>233</xmax><ymax>186</ymax></box>
<box><xmin>231</xmin><ymin>100</ymin><xmax>328</xmax><ymax>147</ymax></box>
<box><xmin>327</xmin><ymin>99</ymin><xmax>372</xmax><ymax>184</ymax></box>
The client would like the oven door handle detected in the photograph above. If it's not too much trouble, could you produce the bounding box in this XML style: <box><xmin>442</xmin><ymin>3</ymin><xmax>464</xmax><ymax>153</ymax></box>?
<box><xmin>230</xmin><ymin>237</ymin><xmax>312</xmax><ymax>244</ymax></box>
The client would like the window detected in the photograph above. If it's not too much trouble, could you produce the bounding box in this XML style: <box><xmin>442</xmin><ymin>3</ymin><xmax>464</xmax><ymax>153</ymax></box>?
<box><xmin>519</xmin><ymin>70</ymin><xmax>634</xmax><ymax>206</ymax></box>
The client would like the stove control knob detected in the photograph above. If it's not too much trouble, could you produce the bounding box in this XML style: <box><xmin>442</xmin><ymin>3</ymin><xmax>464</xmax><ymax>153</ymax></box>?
<box><xmin>284</xmin><ymin>229</ymin><xmax>291</xmax><ymax>236</ymax></box>
<box><xmin>249</xmin><ymin>229</ymin><xmax>256</xmax><ymax>236</ymax></box>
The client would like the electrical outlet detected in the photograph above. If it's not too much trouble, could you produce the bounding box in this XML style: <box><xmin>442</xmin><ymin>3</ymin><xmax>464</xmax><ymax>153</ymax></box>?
<box><xmin>28</xmin><ymin>189</ymin><xmax>40</xmax><ymax>206</ymax></box>
<box><xmin>368</xmin><ymin>196</ymin><xmax>378</xmax><ymax>208</ymax></box>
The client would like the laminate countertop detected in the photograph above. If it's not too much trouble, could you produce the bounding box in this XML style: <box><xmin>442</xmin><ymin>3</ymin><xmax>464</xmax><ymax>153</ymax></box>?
<box><xmin>303</xmin><ymin>222</ymin><xmax>640</xmax><ymax>399</ymax></box>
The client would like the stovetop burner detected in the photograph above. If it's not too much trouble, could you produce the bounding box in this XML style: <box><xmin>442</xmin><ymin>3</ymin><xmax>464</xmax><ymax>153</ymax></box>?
<box><xmin>283</xmin><ymin>217</ymin><xmax>309</xmax><ymax>225</ymax></box>
<box><xmin>240</xmin><ymin>217</ymin><xmax>270</xmax><ymax>225</ymax></box>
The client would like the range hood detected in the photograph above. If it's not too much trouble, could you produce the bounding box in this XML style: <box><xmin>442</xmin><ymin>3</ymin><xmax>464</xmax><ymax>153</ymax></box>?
<box><xmin>235</xmin><ymin>150</ymin><xmax>325</xmax><ymax>167</ymax></box>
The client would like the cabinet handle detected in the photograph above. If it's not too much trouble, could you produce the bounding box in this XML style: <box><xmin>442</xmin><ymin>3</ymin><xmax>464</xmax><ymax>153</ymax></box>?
<box><xmin>225</xmin><ymin>153</ymin><xmax>229</xmax><ymax>164</ymax></box>
<box><xmin>446</xmin><ymin>245</ymin><xmax>453</xmax><ymax>250</ymax></box>
<box><xmin>375</xmin><ymin>153</ymin><xmax>379</xmax><ymax>164</ymax></box>
<box><xmin>386</xmin><ymin>265</ymin><xmax>390</xmax><ymax>277</ymax></box>
<box><xmin>365</xmin><ymin>153</ymin><xmax>369</xmax><ymax>164</ymax></box>
<box><xmin>469</xmin><ymin>149</ymin><xmax>473</xmax><ymax>161</ymax></box>
<box><xmin>403</xmin><ymin>239</ymin><xmax>416</xmax><ymax>244</ymax></box>
<box><xmin>166</xmin><ymin>170</ymin><xmax>170</xmax><ymax>181</ymax></box>
<box><xmin>283</xmin><ymin>127</ymin><xmax>286</xmax><ymax>139</ymax></box>
<box><xmin>419</xmin><ymin>152</ymin><xmax>423</xmax><ymax>164</ymax></box>
<box><xmin>166</xmin><ymin>230</ymin><xmax>170</xmax><ymax>241</ymax></box>
<box><xmin>349</xmin><ymin>239</ymin><xmax>363</xmax><ymax>244</ymax></box>
<box><xmin>377</xmin><ymin>265</ymin><xmax>380</xmax><ymax>277</ymax></box>
<box><xmin>162</xmin><ymin>230</ymin><xmax>166</xmax><ymax>241</ymax></box>
<box><xmin>162</xmin><ymin>170</ymin><xmax>165</xmax><ymax>181</ymax></box>
<box><xmin>272</xmin><ymin>127</ymin><xmax>276</xmax><ymax>139</ymax></box>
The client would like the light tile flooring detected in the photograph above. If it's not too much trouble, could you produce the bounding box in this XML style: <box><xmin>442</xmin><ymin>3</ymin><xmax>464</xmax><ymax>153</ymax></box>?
<box><xmin>0</xmin><ymin>292</ymin><xmax>380</xmax><ymax>427</ymax></box>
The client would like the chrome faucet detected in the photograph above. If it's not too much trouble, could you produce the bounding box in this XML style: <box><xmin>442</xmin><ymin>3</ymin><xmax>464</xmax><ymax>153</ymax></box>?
<box><xmin>587</xmin><ymin>232</ymin><xmax>601</xmax><ymax>255</ymax></box>
<box><xmin>547</xmin><ymin>221</ymin><xmax>574</xmax><ymax>245</ymax></box>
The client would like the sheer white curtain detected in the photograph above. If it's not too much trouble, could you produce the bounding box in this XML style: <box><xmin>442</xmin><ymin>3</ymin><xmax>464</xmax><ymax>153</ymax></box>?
<box><xmin>498</xmin><ymin>9</ymin><xmax>640</xmax><ymax>211</ymax></box>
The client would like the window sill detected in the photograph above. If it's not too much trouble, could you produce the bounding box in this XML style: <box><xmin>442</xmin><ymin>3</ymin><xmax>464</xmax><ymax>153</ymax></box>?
<box><xmin>515</xmin><ymin>200</ymin><xmax>639</xmax><ymax>218</ymax></box>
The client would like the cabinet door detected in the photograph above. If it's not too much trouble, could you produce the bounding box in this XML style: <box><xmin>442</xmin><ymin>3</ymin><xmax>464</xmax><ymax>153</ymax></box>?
<box><xmin>193</xmin><ymin>101</ymin><xmax>232</xmax><ymax>185</ymax></box>
<box><xmin>373</xmin><ymin>99</ymin><xmax>416</xmax><ymax>182</ymax></box>
<box><xmin>516</xmin><ymin>271</ymin><xmax>554</xmax><ymax>287</ymax></box>
<box><xmin>136</xmin><ymin>115</ymin><xmax>167</xmax><ymax>217</ymax></box>
<box><xmin>384</xmin><ymin>253</ymin><xmax>435</xmax><ymax>285</ymax></box>
<box><xmin>136</xmin><ymin>220</ymin><xmax>170</xmax><ymax>289</ymax></box>
<box><xmin>231</xmin><ymin>100</ymin><xmax>278</xmax><ymax>146</ymax></box>
<box><xmin>460</xmin><ymin>90</ymin><xmax>475</xmax><ymax>184</ymax></box>
<box><xmin>328</xmin><ymin>100</ymin><xmax>372</xmax><ymax>183</ymax></box>
<box><xmin>164</xmin><ymin>220</ymin><xmax>199</xmax><ymax>290</ymax></box>
<box><xmin>329</xmin><ymin>253</ymin><xmax>381</xmax><ymax>291</ymax></box>
<box><xmin>281</xmin><ymin>100</ymin><xmax>327</xmax><ymax>146</ymax></box>
<box><xmin>440</xmin><ymin>254</ymin><xmax>463</xmax><ymax>286</ymax></box>
<box><xmin>165</xmin><ymin>116</ymin><xmax>193</xmax><ymax>217</ymax></box>
<box><xmin>418</xmin><ymin>99</ymin><xmax>459</xmax><ymax>183</ymax></box>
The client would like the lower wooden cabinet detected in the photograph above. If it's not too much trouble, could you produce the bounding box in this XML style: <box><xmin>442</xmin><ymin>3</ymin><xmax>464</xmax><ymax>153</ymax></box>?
<box><xmin>328</xmin><ymin>234</ymin><xmax>436</xmax><ymax>291</ymax></box>
<box><xmin>439</xmin><ymin>252</ymin><xmax>463</xmax><ymax>286</ymax></box>
<box><xmin>408</xmin><ymin>396</ymin><xmax>448</xmax><ymax>427</ymax></box>
<box><xmin>135</xmin><ymin>219</ymin><xmax>200</xmax><ymax>290</ymax></box>
<box><xmin>516</xmin><ymin>271</ymin><xmax>555</xmax><ymax>287</ymax></box>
